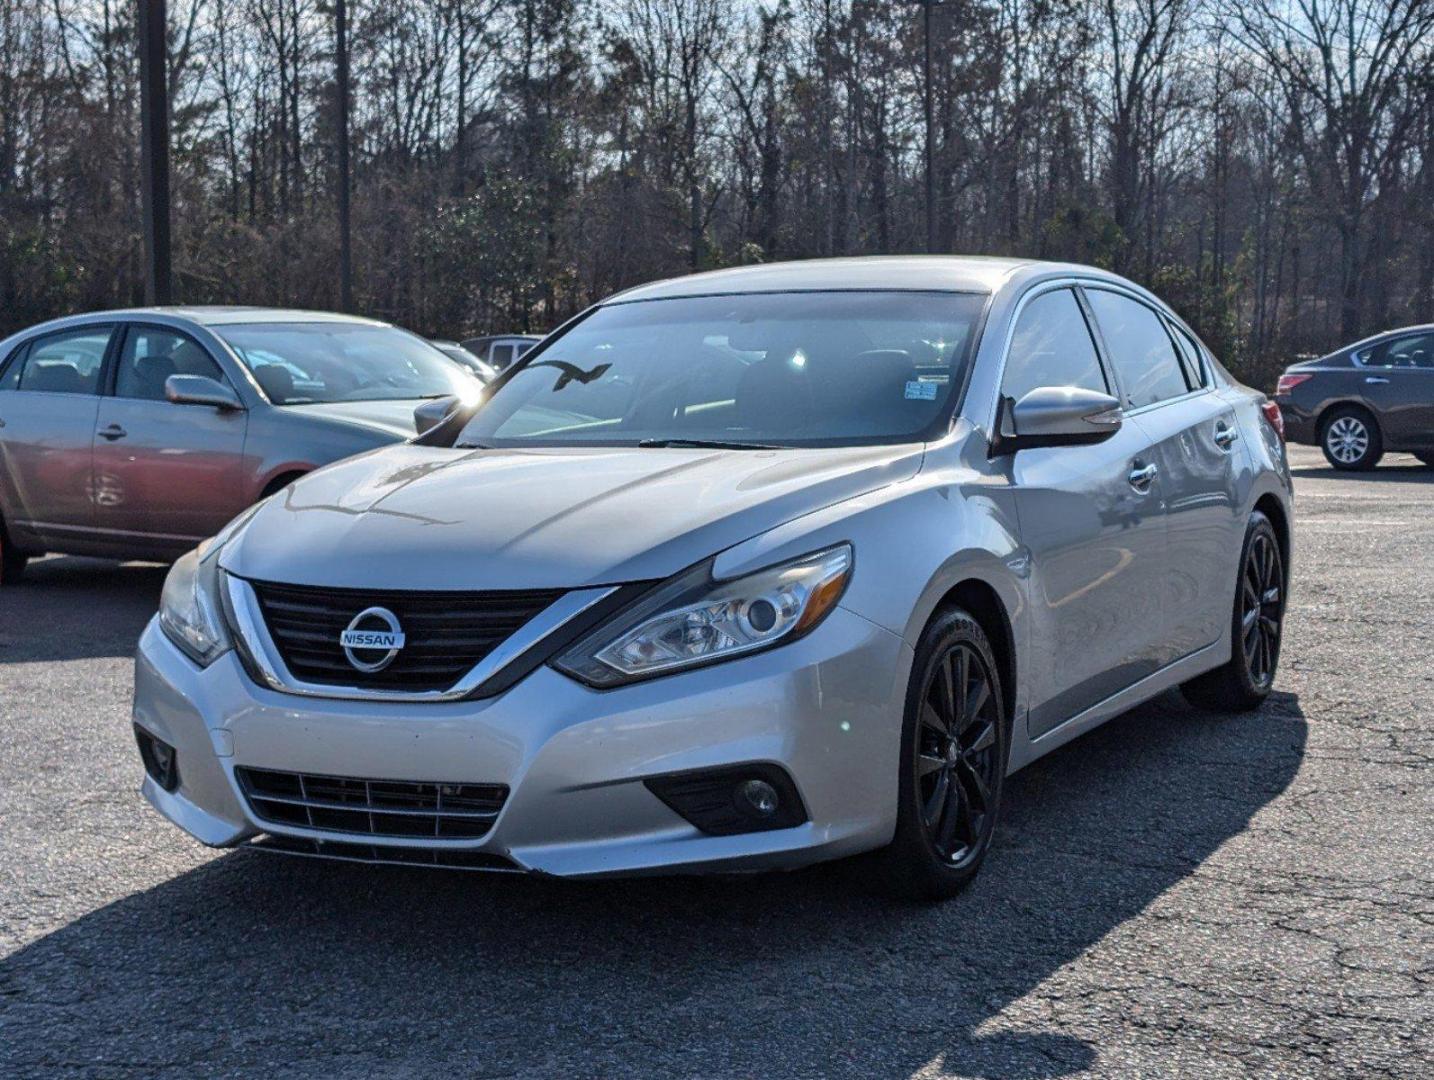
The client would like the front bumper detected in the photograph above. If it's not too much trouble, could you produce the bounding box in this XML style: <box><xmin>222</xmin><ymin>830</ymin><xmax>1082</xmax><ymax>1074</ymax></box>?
<box><xmin>132</xmin><ymin>608</ymin><xmax>911</xmax><ymax>877</ymax></box>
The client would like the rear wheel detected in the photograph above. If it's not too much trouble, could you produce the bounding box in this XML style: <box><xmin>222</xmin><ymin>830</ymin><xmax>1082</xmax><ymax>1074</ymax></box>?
<box><xmin>1182</xmin><ymin>511</ymin><xmax>1284</xmax><ymax>712</ymax></box>
<box><xmin>880</xmin><ymin>608</ymin><xmax>1008</xmax><ymax>900</ymax></box>
<box><xmin>1321</xmin><ymin>407</ymin><xmax>1383</xmax><ymax>470</ymax></box>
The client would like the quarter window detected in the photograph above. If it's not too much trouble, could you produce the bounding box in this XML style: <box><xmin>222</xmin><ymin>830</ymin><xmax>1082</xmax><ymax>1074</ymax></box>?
<box><xmin>115</xmin><ymin>327</ymin><xmax>227</xmax><ymax>401</ymax></box>
<box><xmin>1002</xmin><ymin>288</ymin><xmax>1108</xmax><ymax>403</ymax></box>
<box><xmin>9</xmin><ymin>327</ymin><xmax>112</xmax><ymax>395</ymax></box>
<box><xmin>1167</xmin><ymin>321</ymin><xmax>1208</xmax><ymax>388</ymax></box>
<box><xmin>1084</xmin><ymin>290</ymin><xmax>1191</xmax><ymax>408</ymax></box>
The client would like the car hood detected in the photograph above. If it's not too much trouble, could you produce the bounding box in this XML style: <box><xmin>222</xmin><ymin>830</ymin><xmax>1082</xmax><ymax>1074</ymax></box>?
<box><xmin>279</xmin><ymin>399</ymin><xmax>425</xmax><ymax>438</ymax></box>
<box><xmin>222</xmin><ymin>443</ymin><xmax>924</xmax><ymax>590</ymax></box>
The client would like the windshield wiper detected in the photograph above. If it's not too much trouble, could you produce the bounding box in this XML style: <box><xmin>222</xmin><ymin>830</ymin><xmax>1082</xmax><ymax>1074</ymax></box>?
<box><xmin>637</xmin><ymin>438</ymin><xmax>782</xmax><ymax>450</ymax></box>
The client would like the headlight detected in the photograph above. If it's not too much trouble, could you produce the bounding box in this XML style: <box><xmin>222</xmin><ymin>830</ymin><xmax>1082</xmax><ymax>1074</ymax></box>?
<box><xmin>157</xmin><ymin>504</ymin><xmax>259</xmax><ymax>666</ymax></box>
<box><xmin>554</xmin><ymin>544</ymin><xmax>853</xmax><ymax>687</ymax></box>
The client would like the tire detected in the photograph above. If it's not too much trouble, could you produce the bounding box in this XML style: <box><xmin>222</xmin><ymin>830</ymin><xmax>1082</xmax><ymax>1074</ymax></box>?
<box><xmin>879</xmin><ymin>607</ymin><xmax>1009</xmax><ymax>900</ymax></box>
<box><xmin>0</xmin><ymin>520</ymin><xmax>29</xmax><ymax>585</ymax></box>
<box><xmin>1320</xmin><ymin>406</ymin><xmax>1383</xmax><ymax>470</ymax></box>
<box><xmin>1182</xmin><ymin>511</ymin><xmax>1285</xmax><ymax>713</ymax></box>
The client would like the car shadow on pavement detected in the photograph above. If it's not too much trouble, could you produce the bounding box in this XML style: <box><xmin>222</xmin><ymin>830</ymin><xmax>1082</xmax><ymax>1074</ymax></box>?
<box><xmin>1288</xmin><ymin>459</ymin><xmax>1433</xmax><ymax>482</ymax></box>
<box><xmin>0</xmin><ymin>690</ymin><xmax>1307</xmax><ymax>1078</ymax></box>
<box><xmin>0</xmin><ymin>557</ymin><xmax>165</xmax><ymax>663</ymax></box>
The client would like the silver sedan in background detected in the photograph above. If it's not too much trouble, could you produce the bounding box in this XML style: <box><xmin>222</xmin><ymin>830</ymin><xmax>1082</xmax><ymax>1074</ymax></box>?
<box><xmin>132</xmin><ymin>258</ymin><xmax>1292</xmax><ymax>898</ymax></box>
<box><xmin>0</xmin><ymin>308</ymin><xmax>479</xmax><ymax>580</ymax></box>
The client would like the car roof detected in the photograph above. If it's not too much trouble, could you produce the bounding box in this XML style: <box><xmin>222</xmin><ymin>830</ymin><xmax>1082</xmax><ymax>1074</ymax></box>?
<box><xmin>1338</xmin><ymin>323</ymin><xmax>1434</xmax><ymax>353</ymax></box>
<box><xmin>11</xmin><ymin>307</ymin><xmax>392</xmax><ymax>334</ymax></box>
<box><xmin>604</xmin><ymin>255</ymin><xmax>1122</xmax><ymax>303</ymax></box>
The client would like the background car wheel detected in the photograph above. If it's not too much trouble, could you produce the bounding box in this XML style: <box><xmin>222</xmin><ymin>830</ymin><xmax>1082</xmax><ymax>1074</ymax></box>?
<box><xmin>880</xmin><ymin>607</ymin><xmax>1008</xmax><ymax>901</ymax></box>
<box><xmin>1320</xmin><ymin>406</ymin><xmax>1383</xmax><ymax>470</ymax></box>
<box><xmin>0</xmin><ymin>524</ymin><xmax>29</xmax><ymax>585</ymax></box>
<box><xmin>1182</xmin><ymin>511</ymin><xmax>1284</xmax><ymax>713</ymax></box>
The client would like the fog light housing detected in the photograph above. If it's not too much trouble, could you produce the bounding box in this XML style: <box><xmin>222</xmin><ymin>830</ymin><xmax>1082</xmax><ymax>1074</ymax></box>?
<box><xmin>134</xmin><ymin>725</ymin><xmax>180</xmax><ymax>793</ymax></box>
<box><xmin>644</xmin><ymin>764</ymin><xmax>806</xmax><ymax>835</ymax></box>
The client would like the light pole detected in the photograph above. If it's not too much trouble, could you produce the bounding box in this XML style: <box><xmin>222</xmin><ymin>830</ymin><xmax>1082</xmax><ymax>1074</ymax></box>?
<box><xmin>335</xmin><ymin>0</ymin><xmax>353</xmax><ymax>311</ymax></box>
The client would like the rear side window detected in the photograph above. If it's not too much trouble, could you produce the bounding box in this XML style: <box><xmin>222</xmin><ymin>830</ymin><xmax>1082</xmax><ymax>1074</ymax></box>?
<box><xmin>10</xmin><ymin>326</ymin><xmax>113</xmax><ymax>395</ymax></box>
<box><xmin>1002</xmin><ymin>288</ymin><xmax>1108</xmax><ymax>402</ymax></box>
<box><xmin>1359</xmin><ymin>333</ymin><xmax>1434</xmax><ymax>369</ymax></box>
<box><xmin>1084</xmin><ymin>290</ymin><xmax>1190</xmax><ymax>409</ymax></box>
<box><xmin>115</xmin><ymin>327</ymin><xmax>228</xmax><ymax>401</ymax></box>
<box><xmin>1167</xmin><ymin>321</ymin><xmax>1208</xmax><ymax>388</ymax></box>
<box><xmin>0</xmin><ymin>344</ymin><xmax>24</xmax><ymax>390</ymax></box>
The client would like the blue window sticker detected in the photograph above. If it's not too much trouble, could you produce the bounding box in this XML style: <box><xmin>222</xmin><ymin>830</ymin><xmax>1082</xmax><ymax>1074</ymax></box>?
<box><xmin>904</xmin><ymin>380</ymin><xmax>938</xmax><ymax>401</ymax></box>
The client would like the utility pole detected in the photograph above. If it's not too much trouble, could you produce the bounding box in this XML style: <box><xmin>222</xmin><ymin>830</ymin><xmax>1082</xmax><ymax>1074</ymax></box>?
<box><xmin>335</xmin><ymin>0</ymin><xmax>353</xmax><ymax>311</ymax></box>
<box><xmin>138</xmin><ymin>0</ymin><xmax>172</xmax><ymax>304</ymax></box>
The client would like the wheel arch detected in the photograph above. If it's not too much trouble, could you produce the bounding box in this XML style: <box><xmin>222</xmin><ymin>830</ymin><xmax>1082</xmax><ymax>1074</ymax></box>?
<box><xmin>1314</xmin><ymin>398</ymin><xmax>1378</xmax><ymax>440</ymax></box>
<box><xmin>258</xmin><ymin>467</ymin><xmax>310</xmax><ymax>500</ymax></box>
<box><xmin>928</xmin><ymin>577</ymin><xmax>1017</xmax><ymax>729</ymax></box>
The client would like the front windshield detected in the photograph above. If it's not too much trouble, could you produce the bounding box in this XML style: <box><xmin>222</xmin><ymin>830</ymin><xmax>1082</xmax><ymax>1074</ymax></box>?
<box><xmin>216</xmin><ymin>322</ymin><xmax>473</xmax><ymax>404</ymax></box>
<box><xmin>457</xmin><ymin>291</ymin><xmax>986</xmax><ymax>448</ymax></box>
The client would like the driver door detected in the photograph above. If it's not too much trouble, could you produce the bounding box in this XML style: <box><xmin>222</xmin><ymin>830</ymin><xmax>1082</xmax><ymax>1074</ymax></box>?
<box><xmin>1000</xmin><ymin>287</ymin><xmax>1170</xmax><ymax>738</ymax></box>
<box><xmin>91</xmin><ymin>325</ymin><xmax>248</xmax><ymax>550</ymax></box>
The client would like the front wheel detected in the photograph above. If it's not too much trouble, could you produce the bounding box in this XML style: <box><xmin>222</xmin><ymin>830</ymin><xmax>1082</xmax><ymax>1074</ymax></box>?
<box><xmin>879</xmin><ymin>608</ymin><xmax>1008</xmax><ymax>900</ymax></box>
<box><xmin>1182</xmin><ymin>511</ymin><xmax>1285</xmax><ymax>712</ymax></box>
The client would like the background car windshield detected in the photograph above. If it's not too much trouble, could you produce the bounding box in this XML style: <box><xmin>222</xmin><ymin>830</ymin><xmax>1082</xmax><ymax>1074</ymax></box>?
<box><xmin>458</xmin><ymin>291</ymin><xmax>985</xmax><ymax>447</ymax></box>
<box><xmin>216</xmin><ymin>322</ymin><xmax>471</xmax><ymax>404</ymax></box>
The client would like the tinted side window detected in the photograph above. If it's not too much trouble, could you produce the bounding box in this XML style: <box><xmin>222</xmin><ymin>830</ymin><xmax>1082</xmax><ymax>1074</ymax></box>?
<box><xmin>115</xmin><ymin>327</ymin><xmax>227</xmax><ymax>401</ymax></box>
<box><xmin>490</xmin><ymin>344</ymin><xmax>514</xmax><ymax>369</ymax></box>
<box><xmin>1085</xmin><ymin>290</ymin><xmax>1190</xmax><ymax>408</ymax></box>
<box><xmin>1001</xmin><ymin>288</ymin><xmax>1108</xmax><ymax>402</ymax></box>
<box><xmin>1363</xmin><ymin>333</ymin><xmax>1434</xmax><ymax>369</ymax></box>
<box><xmin>15</xmin><ymin>327</ymin><xmax>112</xmax><ymax>395</ymax></box>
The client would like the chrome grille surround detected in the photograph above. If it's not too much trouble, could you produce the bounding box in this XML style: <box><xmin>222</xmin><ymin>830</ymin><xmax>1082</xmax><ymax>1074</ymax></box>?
<box><xmin>223</xmin><ymin>574</ymin><xmax>619</xmax><ymax>702</ymax></box>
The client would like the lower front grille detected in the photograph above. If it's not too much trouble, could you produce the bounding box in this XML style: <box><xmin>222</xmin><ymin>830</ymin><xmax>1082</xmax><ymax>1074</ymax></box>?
<box><xmin>248</xmin><ymin>835</ymin><xmax>520</xmax><ymax>872</ymax></box>
<box><xmin>237</xmin><ymin>767</ymin><xmax>508</xmax><ymax>840</ymax></box>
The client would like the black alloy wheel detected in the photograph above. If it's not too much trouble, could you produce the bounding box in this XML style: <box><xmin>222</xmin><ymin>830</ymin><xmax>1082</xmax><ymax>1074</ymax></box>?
<box><xmin>881</xmin><ymin>608</ymin><xmax>1007</xmax><ymax>900</ymax></box>
<box><xmin>915</xmin><ymin>642</ymin><xmax>1000</xmax><ymax>867</ymax></box>
<box><xmin>1182</xmin><ymin>511</ymin><xmax>1284</xmax><ymax>712</ymax></box>
<box><xmin>1240</xmin><ymin>528</ymin><xmax>1283</xmax><ymax>691</ymax></box>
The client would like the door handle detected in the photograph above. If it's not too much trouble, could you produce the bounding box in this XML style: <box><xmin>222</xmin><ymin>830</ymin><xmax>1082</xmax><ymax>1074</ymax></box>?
<box><xmin>1128</xmin><ymin>462</ymin><xmax>1158</xmax><ymax>492</ymax></box>
<box><xmin>1365</xmin><ymin>376</ymin><xmax>1390</xmax><ymax>385</ymax></box>
<box><xmin>97</xmin><ymin>424</ymin><xmax>127</xmax><ymax>441</ymax></box>
<box><xmin>1214</xmin><ymin>423</ymin><xmax>1239</xmax><ymax>449</ymax></box>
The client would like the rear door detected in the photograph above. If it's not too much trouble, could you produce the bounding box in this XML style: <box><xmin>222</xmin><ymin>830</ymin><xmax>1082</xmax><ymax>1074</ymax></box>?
<box><xmin>0</xmin><ymin>325</ymin><xmax>115</xmax><ymax>548</ymax></box>
<box><xmin>91</xmin><ymin>324</ymin><xmax>249</xmax><ymax>548</ymax></box>
<box><xmin>1001</xmin><ymin>286</ymin><xmax>1171</xmax><ymax>738</ymax></box>
<box><xmin>1355</xmin><ymin>332</ymin><xmax>1434</xmax><ymax>449</ymax></box>
<box><xmin>1082</xmin><ymin>288</ymin><xmax>1246</xmax><ymax>664</ymax></box>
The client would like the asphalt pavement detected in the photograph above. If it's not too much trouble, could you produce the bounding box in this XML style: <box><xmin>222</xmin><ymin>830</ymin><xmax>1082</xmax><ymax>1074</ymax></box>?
<box><xmin>1</xmin><ymin>444</ymin><xmax>1430</xmax><ymax>1078</ymax></box>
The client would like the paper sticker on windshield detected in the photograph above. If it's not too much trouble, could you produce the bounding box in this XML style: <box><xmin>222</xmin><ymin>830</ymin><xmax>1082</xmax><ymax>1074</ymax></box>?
<box><xmin>904</xmin><ymin>380</ymin><xmax>938</xmax><ymax>401</ymax></box>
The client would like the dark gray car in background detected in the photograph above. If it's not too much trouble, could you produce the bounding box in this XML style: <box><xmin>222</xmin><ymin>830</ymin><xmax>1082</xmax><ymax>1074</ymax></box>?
<box><xmin>1275</xmin><ymin>324</ymin><xmax>1434</xmax><ymax>470</ymax></box>
<box><xmin>0</xmin><ymin>307</ymin><xmax>477</xmax><ymax>581</ymax></box>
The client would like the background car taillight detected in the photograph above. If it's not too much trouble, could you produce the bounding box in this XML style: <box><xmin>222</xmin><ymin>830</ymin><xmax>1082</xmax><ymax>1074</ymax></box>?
<box><xmin>1275</xmin><ymin>372</ymin><xmax>1313</xmax><ymax>396</ymax></box>
<box><xmin>1261</xmin><ymin>400</ymin><xmax>1285</xmax><ymax>441</ymax></box>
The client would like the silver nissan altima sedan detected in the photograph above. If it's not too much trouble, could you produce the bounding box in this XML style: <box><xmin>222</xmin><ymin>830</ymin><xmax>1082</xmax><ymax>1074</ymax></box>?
<box><xmin>132</xmin><ymin>257</ymin><xmax>1293</xmax><ymax>898</ymax></box>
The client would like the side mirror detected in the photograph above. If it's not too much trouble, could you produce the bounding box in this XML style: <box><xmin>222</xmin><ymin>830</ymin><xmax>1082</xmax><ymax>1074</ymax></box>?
<box><xmin>165</xmin><ymin>374</ymin><xmax>243</xmax><ymax>411</ymax></box>
<box><xmin>993</xmin><ymin>386</ymin><xmax>1122</xmax><ymax>455</ymax></box>
<box><xmin>413</xmin><ymin>394</ymin><xmax>461</xmax><ymax>435</ymax></box>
